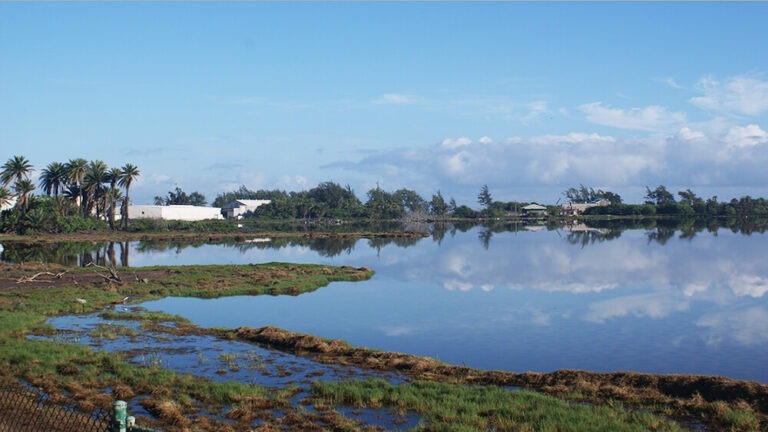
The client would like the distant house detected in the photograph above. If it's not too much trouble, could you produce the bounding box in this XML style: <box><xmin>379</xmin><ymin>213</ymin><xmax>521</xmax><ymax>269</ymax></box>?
<box><xmin>522</xmin><ymin>204</ymin><xmax>548</xmax><ymax>217</ymax></box>
<box><xmin>561</xmin><ymin>199</ymin><xmax>610</xmax><ymax>216</ymax></box>
<box><xmin>221</xmin><ymin>199</ymin><xmax>271</xmax><ymax>219</ymax></box>
<box><xmin>128</xmin><ymin>205</ymin><xmax>223</xmax><ymax>221</ymax></box>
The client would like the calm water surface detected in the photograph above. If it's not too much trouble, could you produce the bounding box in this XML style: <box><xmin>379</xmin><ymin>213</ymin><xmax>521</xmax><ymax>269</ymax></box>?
<box><xmin>129</xmin><ymin>226</ymin><xmax>768</xmax><ymax>383</ymax></box>
<box><xmin>8</xmin><ymin>225</ymin><xmax>768</xmax><ymax>382</ymax></box>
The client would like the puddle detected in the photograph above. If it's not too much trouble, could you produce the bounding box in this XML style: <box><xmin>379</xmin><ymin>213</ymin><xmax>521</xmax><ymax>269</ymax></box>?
<box><xmin>31</xmin><ymin>305</ymin><xmax>421</xmax><ymax>429</ymax></box>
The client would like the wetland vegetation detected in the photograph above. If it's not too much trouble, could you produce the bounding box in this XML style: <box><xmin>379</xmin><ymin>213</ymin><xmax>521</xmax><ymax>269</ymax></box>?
<box><xmin>1</xmin><ymin>251</ymin><xmax>767</xmax><ymax>430</ymax></box>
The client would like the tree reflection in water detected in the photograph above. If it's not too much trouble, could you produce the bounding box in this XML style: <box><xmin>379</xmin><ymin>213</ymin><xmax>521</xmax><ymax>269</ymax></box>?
<box><xmin>1</xmin><ymin>217</ymin><xmax>768</xmax><ymax>266</ymax></box>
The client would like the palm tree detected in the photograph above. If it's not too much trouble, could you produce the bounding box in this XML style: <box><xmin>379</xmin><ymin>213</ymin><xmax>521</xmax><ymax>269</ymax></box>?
<box><xmin>105</xmin><ymin>187</ymin><xmax>123</xmax><ymax>229</ymax></box>
<box><xmin>1</xmin><ymin>155</ymin><xmax>33</xmax><ymax>187</ymax></box>
<box><xmin>118</xmin><ymin>163</ymin><xmax>140</xmax><ymax>229</ymax></box>
<box><xmin>64</xmin><ymin>158</ymin><xmax>88</xmax><ymax>207</ymax></box>
<box><xmin>82</xmin><ymin>160</ymin><xmax>108</xmax><ymax>219</ymax></box>
<box><xmin>13</xmin><ymin>178</ymin><xmax>35</xmax><ymax>213</ymax></box>
<box><xmin>0</xmin><ymin>187</ymin><xmax>14</xmax><ymax>210</ymax></box>
<box><xmin>108</xmin><ymin>167</ymin><xmax>121</xmax><ymax>191</ymax></box>
<box><xmin>39</xmin><ymin>161</ymin><xmax>67</xmax><ymax>197</ymax></box>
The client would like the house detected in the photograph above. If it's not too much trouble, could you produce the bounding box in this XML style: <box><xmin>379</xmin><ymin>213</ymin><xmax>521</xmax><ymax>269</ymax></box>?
<box><xmin>561</xmin><ymin>199</ymin><xmax>610</xmax><ymax>216</ymax></box>
<box><xmin>522</xmin><ymin>204</ymin><xmax>548</xmax><ymax>217</ymax></box>
<box><xmin>128</xmin><ymin>205</ymin><xmax>223</xmax><ymax>221</ymax></box>
<box><xmin>221</xmin><ymin>199</ymin><xmax>271</xmax><ymax>219</ymax></box>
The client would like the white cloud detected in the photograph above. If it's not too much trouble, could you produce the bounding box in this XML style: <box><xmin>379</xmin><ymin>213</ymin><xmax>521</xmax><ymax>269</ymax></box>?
<box><xmin>143</xmin><ymin>173</ymin><xmax>171</xmax><ymax>185</ymax></box>
<box><xmin>520</xmin><ymin>100</ymin><xmax>549</xmax><ymax>123</ymax></box>
<box><xmin>585</xmin><ymin>293</ymin><xmax>690</xmax><ymax>324</ymax></box>
<box><xmin>439</xmin><ymin>150</ymin><xmax>473</xmax><ymax>177</ymax></box>
<box><xmin>676</xmin><ymin>127</ymin><xmax>707</xmax><ymax>142</ymax></box>
<box><xmin>725</xmin><ymin>124</ymin><xmax>768</xmax><ymax>149</ymax></box>
<box><xmin>729</xmin><ymin>274</ymin><xmax>768</xmax><ymax>298</ymax></box>
<box><xmin>373</xmin><ymin>93</ymin><xmax>421</xmax><ymax>105</ymax></box>
<box><xmin>691</xmin><ymin>75</ymin><xmax>768</xmax><ymax>116</ymax></box>
<box><xmin>579</xmin><ymin>102</ymin><xmax>687</xmax><ymax>132</ymax></box>
<box><xmin>662</xmin><ymin>77</ymin><xmax>684</xmax><ymax>90</ymax></box>
<box><xmin>440</xmin><ymin>137</ymin><xmax>472</xmax><ymax>149</ymax></box>
<box><xmin>278</xmin><ymin>175</ymin><xmax>309</xmax><ymax>189</ymax></box>
<box><xmin>697</xmin><ymin>307</ymin><xmax>768</xmax><ymax>346</ymax></box>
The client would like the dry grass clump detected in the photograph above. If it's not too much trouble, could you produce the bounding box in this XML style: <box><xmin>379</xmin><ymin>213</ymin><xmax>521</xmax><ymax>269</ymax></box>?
<box><xmin>144</xmin><ymin>398</ymin><xmax>192</xmax><ymax>428</ymax></box>
<box><xmin>224</xmin><ymin>396</ymin><xmax>276</xmax><ymax>423</ymax></box>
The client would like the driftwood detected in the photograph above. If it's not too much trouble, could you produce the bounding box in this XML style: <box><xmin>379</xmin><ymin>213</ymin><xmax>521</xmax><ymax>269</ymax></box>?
<box><xmin>85</xmin><ymin>263</ymin><xmax>122</xmax><ymax>284</ymax></box>
<box><xmin>16</xmin><ymin>271</ymin><xmax>68</xmax><ymax>284</ymax></box>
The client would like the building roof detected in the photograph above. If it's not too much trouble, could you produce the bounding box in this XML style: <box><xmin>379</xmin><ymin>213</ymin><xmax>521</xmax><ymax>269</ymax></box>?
<box><xmin>522</xmin><ymin>204</ymin><xmax>547</xmax><ymax>211</ymax></box>
<box><xmin>223</xmin><ymin>199</ymin><xmax>271</xmax><ymax>209</ymax></box>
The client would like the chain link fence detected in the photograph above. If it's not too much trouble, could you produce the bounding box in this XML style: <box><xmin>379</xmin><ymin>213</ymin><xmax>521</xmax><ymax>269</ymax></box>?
<box><xmin>0</xmin><ymin>380</ymin><xmax>161</xmax><ymax>432</ymax></box>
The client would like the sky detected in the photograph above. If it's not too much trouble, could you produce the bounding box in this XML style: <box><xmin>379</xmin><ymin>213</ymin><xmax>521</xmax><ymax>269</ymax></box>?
<box><xmin>1</xmin><ymin>2</ymin><xmax>767</xmax><ymax>207</ymax></box>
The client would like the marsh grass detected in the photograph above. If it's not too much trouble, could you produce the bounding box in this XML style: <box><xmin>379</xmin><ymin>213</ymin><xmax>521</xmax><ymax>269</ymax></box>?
<box><xmin>0</xmin><ymin>262</ymin><xmax>373</xmax><ymax>430</ymax></box>
<box><xmin>2</xmin><ymin>262</ymin><xmax>763</xmax><ymax>430</ymax></box>
<box><xmin>312</xmin><ymin>379</ymin><xmax>689</xmax><ymax>431</ymax></box>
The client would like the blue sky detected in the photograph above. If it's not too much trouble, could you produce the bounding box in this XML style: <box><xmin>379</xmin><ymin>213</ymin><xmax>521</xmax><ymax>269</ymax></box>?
<box><xmin>1</xmin><ymin>2</ymin><xmax>767</xmax><ymax>206</ymax></box>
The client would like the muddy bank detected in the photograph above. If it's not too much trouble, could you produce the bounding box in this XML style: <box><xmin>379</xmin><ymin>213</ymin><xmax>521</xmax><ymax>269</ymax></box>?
<box><xmin>232</xmin><ymin>326</ymin><xmax>768</xmax><ymax>420</ymax></box>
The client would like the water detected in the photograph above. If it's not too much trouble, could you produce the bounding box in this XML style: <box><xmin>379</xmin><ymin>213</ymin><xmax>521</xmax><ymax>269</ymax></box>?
<box><xmin>9</xmin><ymin>224</ymin><xmax>768</xmax><ymax>383</ymax></box>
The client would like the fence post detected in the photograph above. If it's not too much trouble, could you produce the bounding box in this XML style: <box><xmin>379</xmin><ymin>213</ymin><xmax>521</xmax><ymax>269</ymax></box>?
<box><xmin>112</xmin><ymin>400</ymin><xmax>127</xmax><ymax>432</ymax></box>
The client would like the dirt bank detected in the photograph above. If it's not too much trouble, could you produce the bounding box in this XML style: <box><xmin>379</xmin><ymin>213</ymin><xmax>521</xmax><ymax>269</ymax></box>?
<box><xmin>233</xmin><ymin>326</ymin><xmax>768</xmax><ymax>420</ymax></box>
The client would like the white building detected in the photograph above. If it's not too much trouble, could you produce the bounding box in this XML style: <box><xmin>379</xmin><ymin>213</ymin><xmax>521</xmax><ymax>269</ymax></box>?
<box><xmin>128</xmin><ymin>205</ymin><xmax>223</xmax><ymax>221</ymax></box>
<box><xmin>221</xmin><ymin>199</ymin><xmax>271</xmax><ymax>219</ymax></box>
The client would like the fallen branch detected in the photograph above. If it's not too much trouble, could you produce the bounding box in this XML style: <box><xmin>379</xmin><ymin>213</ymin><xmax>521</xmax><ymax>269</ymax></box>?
<box><xmin>16</xmin><ymin>270</ymin><xmax>68</xmax><ymax>284</ymax></box>
<box><xmin>86</xmin><ymin>263</ymin><xmax>122</xmax><ymax>284</ymax></box>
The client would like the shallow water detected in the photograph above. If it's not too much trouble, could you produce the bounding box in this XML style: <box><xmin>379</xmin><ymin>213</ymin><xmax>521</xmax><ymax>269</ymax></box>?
<box><xmin>18</xmin><ymin>224</ymin><xmax>768</xmax><ymax>383</ymax></box>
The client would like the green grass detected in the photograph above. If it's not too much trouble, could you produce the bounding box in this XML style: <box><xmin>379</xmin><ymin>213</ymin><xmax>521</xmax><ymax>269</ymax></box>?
<box><xmin>0</xmin><ymin>262</ymin><xmax>374</xmax><ymax>427</ymax></box>
<box><xmin>312</xmin><ymin>379</ymin><xmax>687</xmax><ymax>431</ymax></box>
<box><xmin>2</xmin><ymin>262</ymin><xmax>761</xmax><ymax>431</ymax></box>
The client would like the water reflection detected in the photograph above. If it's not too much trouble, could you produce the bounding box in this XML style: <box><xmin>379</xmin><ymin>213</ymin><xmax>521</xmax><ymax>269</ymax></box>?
<box><xmin>2</xmin><ymin>218</ymin><xmax>766</xmax><ymax>266</ymax></box>
<box><xmin>4</xmin><ymin>219</ymin><xmax>768</xmax><ymax>381</ymax></box>
<box><xmin>0</xmin><ymin>241</ymin><xmax>131</xmax><ymax>268</ymax></box>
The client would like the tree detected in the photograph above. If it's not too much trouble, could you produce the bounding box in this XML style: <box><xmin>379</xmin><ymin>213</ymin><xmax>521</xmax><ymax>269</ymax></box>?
<box><xmin>105</xmin><ymin>188</ymin><xmax>123</xmax><ymax>229</ymax></box>
<box><xmin>364</xmin><ymin>186</ymin><xmax>403</xmax><ymax>219</ymax></box>
<box><xmin>448</xmin><ymin>197</ymin><xmax>458</xmax><ymax>214</ymax></box>
<box><xmin>64</xmin><ymin>158</ymin><xmax>88</xmax><ymax>207</ymax></box>
<box><xmin>564</xmin><ymin>184</ymin><xmax>593</xmax><ymax>204</ymax></box>
<box><xmin>394</xmin><ymin>188</ymin><xmax>428</xmax><ymax>213</ymax></box>
<box><xmin>156</xmin><ymin>187</ymin><xmax>206</xmax><ymax>206</ymax></box>
<box><xmin>453</xmin><ymin>204</ymin><xmax>477</xmax><ymax>219</ymax></box>
<box><xmin>1</xmin><ymin>155</ymin><xmax>34</xmax><ymax>187</ymax></box>
<box><xmin>13</xmin><ymin>178</ymin><xmax>35</xmax><ymax>213</ymax></box>
<box><xmin>306</xmin><ymin>182</ymin><xmax>362</xmax><ymax>218</ymax></box>
<box><xmin>430</xmin><ymin>191</ymin><xmax>448</xmax><ymax>216</ymax></box>
<box><xmin>645</xmin><ymin>185</ymin><xmax>675</xmax><ymax>205</ymax></box>
<box><xmin>117</xmin><ymin>163</ymin><xmax>140</xmax><ymax>229</ymax></box>
<box><xmin>39</xmin><ymin>162</ymin><xmax>67</xmax><ymax>197</ymax></box>
<box><xmin>82</xmin><ymin>160</ymin><xmax>108</xmax><ymax>219</ymax></box>
<box><xmin>677</xmin><ymin>189</ymin><xmax>703</xmax><ymax>207</ymax></box>
<box><xmin>477</xmin><ymin>184</ymin><xmax>493</xmax><ymax>211</ymax></box>
<box><xmin>601</xmin><ymin>191</ymin><xmax>623</xmax><ymax>205</ymax></box>
<box><xmin>189</xmin><ymin>191</ymin><xmax>207</xmax><ymax>206</ymax></box>
<box><xmin>564</xmin><ymin>184</ymin><xmax>622</xmax><ymax>204</ymax></box>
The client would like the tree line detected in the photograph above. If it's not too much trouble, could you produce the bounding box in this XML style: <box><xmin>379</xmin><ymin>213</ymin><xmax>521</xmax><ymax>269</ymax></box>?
<box><xmin>0</xmin><ymin>155</ymin><xmax>140</xmax><ymax>233</ymax></box>
<box><xmin>212</xmin><ymin>182</ymin><xmax>466</xmax><ymax>221</ymax></box>
<box><xmin>4</xmin><ymin>152</ymin><xmax>768</xmax><ymax>235</ymax></box>
<box><xmin>580</xmin><ymin>184</ymin><xmax>768</xmax><ymax>218</ymax></box>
